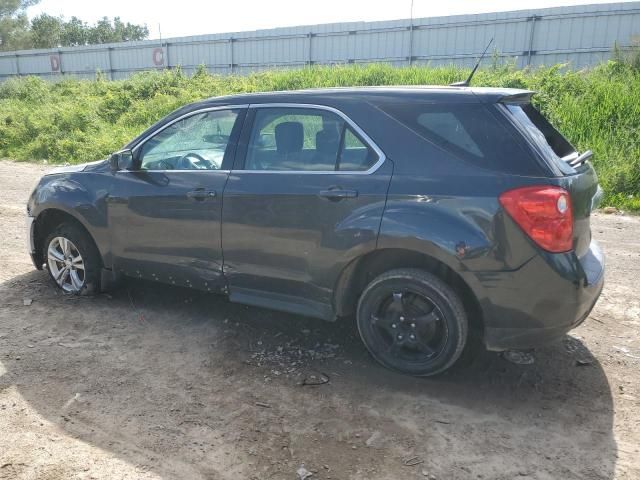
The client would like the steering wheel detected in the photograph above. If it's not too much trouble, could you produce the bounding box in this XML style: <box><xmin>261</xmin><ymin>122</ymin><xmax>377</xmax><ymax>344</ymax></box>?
<box><xmin>178</xmin><ymin>152</ymin><xmax>216</xmax><ymax>170</ymax></box>
<box><xmin>157</xmin><ymin>159</ymin><xmax>174</xmax><ymax>170</ymax></box>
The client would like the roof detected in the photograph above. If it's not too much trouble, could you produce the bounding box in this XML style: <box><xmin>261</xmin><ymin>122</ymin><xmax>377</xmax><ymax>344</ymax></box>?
<box><xmin>124</xmin><ymin>85</ymin><xmax>534</xmax><ymax>150</ymax></box>
<box><xmin>197</xmin><ymin>86</ymin><xmax>534</xmax><ymax>107</ymax></box>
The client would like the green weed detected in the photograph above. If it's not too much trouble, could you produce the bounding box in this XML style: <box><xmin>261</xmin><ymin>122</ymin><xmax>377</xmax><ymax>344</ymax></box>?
<box><xmin>0</xmin><ymin>61</ymin><xmax>638</xmax><ymax>210</ymax></box>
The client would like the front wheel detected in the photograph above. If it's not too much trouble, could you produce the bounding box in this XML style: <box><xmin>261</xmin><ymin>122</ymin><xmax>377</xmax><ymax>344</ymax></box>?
<box><xmin>43</xmin><ymin>223</ymin><xmax>101</xmax><ymax>295</ymax></box>
<box><xmin>356</xmin><ymin>268</ymin><xmax>468</xmax><ymax>376</ymax></box>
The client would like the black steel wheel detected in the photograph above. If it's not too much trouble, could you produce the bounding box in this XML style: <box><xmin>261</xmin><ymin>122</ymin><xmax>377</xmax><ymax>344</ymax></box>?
<box><xmin>357</xmin><ymin>268</ymin><xmax>467</xmax><ymax>376</ymax></box>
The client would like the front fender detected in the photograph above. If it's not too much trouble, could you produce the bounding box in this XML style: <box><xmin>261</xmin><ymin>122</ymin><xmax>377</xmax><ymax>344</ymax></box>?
<box><xmin>29</xmin><ymin>173</ymin><xmax>111</xmax><ymax>264</ymax></box>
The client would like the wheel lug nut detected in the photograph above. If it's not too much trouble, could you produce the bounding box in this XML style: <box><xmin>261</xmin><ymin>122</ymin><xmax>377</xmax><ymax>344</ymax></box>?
<box><xmin>399</xmin><ymin>316</ymin><xmax>405</xmax><ymax>322</ymax></box>
<box><xmin>397</xmin><ymin>335</ymin><xmax>403</xmax><ymax>340</ymax></box>
<box><xmin>391</xmin><ymin>324</ymin><xmax>397</xmax><ymax>329</ymax></box>
<box><xmin>409</xmin><ymin>334</ymin><xmax>415</xmax><ymax>340</ymax></box>
<box><xmin>411</xmin><ymin>323</ymin><xmax>416</xmax><ymax>328</ymax></box>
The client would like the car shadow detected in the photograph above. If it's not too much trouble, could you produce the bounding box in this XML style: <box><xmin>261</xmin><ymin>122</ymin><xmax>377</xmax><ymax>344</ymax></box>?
<box><xmin>0</xmin><ymin>270</ymin><xmax>616</xmax><ymax>479</ymax></box>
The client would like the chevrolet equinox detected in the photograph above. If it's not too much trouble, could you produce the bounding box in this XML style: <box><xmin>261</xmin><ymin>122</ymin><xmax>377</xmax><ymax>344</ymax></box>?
<box><xmin>26</xmin><ymin>87</ymin><xmax>605</xmax><ymax>376</ymax></box>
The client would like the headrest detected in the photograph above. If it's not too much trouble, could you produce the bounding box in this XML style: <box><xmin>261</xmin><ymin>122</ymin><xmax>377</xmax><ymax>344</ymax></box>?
<box><xmin>275</xmin><ymin>122</ymin><xmax>303</xmax><ymax>155</ymax></box>
<box><xmin>316</xmin><ymin>128</ymin><xmax>341</xmax><ymax>156</ymax></box>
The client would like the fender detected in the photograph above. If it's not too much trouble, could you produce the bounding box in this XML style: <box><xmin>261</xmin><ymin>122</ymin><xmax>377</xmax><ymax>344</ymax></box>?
<box><xmin>376</xmin><ymin>195</ymin><xmax>537</xmax><ymax>303</ymax></box>
<box><xmin>29</xmin><ymin>173</ymin><xmax>113</xmax><ymax>266</ymax></box>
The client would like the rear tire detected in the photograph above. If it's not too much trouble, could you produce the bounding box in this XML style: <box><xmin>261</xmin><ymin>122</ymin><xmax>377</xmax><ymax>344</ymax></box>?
<box><xmin>43</xmin><ymin>223</ymin><xmax>101</xmax><ymax>295</ymax></box>
<box><xmin>356</xmin><ymin>268</ymin><xmax>467</xmax><ymax>376</ymax></box>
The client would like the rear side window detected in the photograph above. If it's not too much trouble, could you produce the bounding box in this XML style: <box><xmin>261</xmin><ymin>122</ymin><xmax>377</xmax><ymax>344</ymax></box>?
<box><xmin>416</xmin><ymin>111</ymin><xmax>483</xmax><ymax>158</ymax></box>
<box><xmin>379</xmin><ymin>103</ymin><xmax>542</xmax><ymax>175</ymax></box>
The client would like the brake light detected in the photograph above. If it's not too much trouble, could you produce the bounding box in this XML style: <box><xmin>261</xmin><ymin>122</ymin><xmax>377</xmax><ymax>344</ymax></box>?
<box><xmin>499</xmin><ymin>186</ymin><xmax>573</xmax><ymax>253</ymax></box>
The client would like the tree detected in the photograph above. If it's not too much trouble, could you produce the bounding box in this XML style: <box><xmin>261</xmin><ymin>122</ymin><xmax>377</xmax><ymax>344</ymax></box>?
<box><xmin>32</xmin><ymin>14</ymin><xmax>149</xmax><ymax>49</ymax></box>
<box><xmin>86</xmin><ymin>16</ymin><xmax>148</xmax><ymax>45</ymax></box>
<box><xmin>113</xmin><ymin>17</ymin><xmax>148</xmax><ymax>42</ymax></box>
<box><xmin>60</xmin><ymin>16</ymin><xmax>88</xmax><ymax>46</ymax></box>
<box><xmin>0</xmin><ymin>0</ymin><xmax>39</xmax><ymax>51</ymax></box>
<box><xmin>30</xmin><ymin>13</ymin><xmax>62</xmax><ymax>48</ymax></box>
<box><xmin>2</xmin><ymin>6</ymin><xmax>149</xmax><ymax>51</ymax></box>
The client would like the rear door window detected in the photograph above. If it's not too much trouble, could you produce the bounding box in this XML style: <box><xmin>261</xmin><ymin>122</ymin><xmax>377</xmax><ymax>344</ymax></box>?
<box><xmin>244</xmin><ymin>107</ymin><xmax>379</xmax><ymax>172</ymax></box>
<box><xmin>379</xmin><ymin>103</ymin><xmax>543</xmax><ymax>175</ymax></box>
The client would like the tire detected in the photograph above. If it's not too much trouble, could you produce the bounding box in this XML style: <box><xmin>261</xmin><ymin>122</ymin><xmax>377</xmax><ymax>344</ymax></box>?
<box><xmin>43</xmin><ymin>223</ymin><xmax>101</xmax><ymax>295</ymax></box>
<box><xmin>356</xmin><ymin>268</ymin><xmax>468</xmax><ymax>376</ymax></box>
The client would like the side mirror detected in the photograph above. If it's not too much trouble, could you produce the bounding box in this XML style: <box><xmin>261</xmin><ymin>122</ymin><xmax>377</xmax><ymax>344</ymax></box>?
<box><xmin>109</xmin><ymin>149</ymin><xmax>134</xmax><ymax>172</ymax></box>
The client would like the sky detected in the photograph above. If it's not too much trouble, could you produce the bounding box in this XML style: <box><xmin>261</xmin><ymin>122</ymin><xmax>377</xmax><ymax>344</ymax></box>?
<box><xmin>27</xmin><ymin>0</ymin><xmax>635</xmax><ymax>40</ymax></box>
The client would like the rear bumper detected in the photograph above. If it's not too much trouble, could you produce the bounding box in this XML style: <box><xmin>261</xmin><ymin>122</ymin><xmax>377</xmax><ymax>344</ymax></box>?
<box><xmin>480</xmin><ymin>239</ymin><xmax>604</xmax><ymax>351</ymax></box>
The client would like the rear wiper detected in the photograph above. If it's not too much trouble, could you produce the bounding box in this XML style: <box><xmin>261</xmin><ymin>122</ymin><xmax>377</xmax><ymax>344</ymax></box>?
<box><xmin>568</xmin><ymin>150</ymin><xmax>593</xmax><ymax>167</ymax></box>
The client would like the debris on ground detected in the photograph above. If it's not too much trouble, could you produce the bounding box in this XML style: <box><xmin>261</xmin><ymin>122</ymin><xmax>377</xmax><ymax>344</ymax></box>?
<box><xmin>22</xmin><ymin>298</ymin><xmax>32</xmax><ymax>306</ymax></box>
<box><xmin>297</xmin><ymin>465</ymin><xmax>313</xmax><ymax>479</ymax></box>
<box><xmin>365</xmin><ymin>431</ymin><xmax>382</xmax><ymax>447</ymax></box>
<box><xmin>248</xmin><ymin>341</ymin><xmax>341</xmax><ymax>379</ymax></box>
<box><xmin>602</xmin><ymin>206</ymin><xmax>618</xmax><ymax>214</ymax></box>
<box><xmin>575</xmin><ymin>359</ymin><xmax>593</xmax><ymax>367</ymax></box>
<box><xmin>255</xmin><ymin>401</ymin><xmax>271</xmax><ymax>408</ymax></box>
<box><xmin>613</xmin><ymin>345</ymin><xmax>640</xmax><ymax>360</ymax></box>
<box><xmin>403</xmin><ymin>456</ymin><xmax>424</xmax><ymax>466</ymax></box>
<box><xmin>502</xmin><ymin>350</ymin><xmax>536</xmax><ymax>365</ymax></box>
<box><xmin>301</xmin><ymin>372</ymin><xmax>330</xmax><ymax>386</ymax></box>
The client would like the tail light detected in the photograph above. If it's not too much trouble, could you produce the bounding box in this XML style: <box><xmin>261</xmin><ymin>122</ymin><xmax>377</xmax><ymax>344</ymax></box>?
<box><xmin>499</xmin><ymin>186</ymin><xmax>573</xmax><ymax>253</ymax></box>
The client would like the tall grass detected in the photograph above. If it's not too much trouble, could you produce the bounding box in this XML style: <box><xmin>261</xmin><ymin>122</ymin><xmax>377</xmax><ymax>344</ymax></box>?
<box><xmin>0</xmin><ymin>61</ymin><xmax>639</xmax><ymax>210</ymax></box>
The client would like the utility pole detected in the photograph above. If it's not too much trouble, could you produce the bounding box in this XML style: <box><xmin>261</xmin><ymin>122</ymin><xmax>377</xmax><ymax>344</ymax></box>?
<box><xmin>159</xmin><ymin>24</ymin><xmax>164</xmax><ymax>69</ymax></box>
<box><xmin>409</xmin><ymin>0</ymin><xmax>415</xmax><ymax>66</ymax></box>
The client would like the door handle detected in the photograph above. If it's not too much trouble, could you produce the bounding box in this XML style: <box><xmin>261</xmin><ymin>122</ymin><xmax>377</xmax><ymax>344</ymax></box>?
<box><xmin>187</xmin><ymin>189</ymin><xmax>216</xmax><ymax>200</ymax></box>
<box><xmin>319</xmin><ymin>188</ymin><xmax>358</xmax><ymax>200</ymax></box>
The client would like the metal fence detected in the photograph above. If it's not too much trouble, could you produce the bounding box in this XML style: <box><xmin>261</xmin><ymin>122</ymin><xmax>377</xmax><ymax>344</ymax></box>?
<box><xmin>1</xmin><ymin>2</ymin><xmax>639</xmax><ymax>81</ymax></box>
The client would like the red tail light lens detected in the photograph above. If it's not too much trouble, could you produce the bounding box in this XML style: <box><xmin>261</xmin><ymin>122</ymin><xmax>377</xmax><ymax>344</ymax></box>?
<box><xmin>499</xmin><ymin>186</ymin><xmax>573</xmax><ymax>253</ymax></box>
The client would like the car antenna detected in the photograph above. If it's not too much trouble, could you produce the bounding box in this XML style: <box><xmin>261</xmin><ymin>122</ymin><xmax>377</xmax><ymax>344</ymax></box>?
<box><xmin>450</xmin><ymin>38</ymin><xmax>494</xmax><ymax>87</ymax></box>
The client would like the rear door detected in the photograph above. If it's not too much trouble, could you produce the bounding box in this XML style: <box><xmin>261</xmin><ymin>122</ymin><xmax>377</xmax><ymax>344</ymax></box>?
<box><xmin>221</xmin><ymin>104</ymin><xmax>392</xmax><ymax>319</ymax></box>
<box><xmin>110</xmin><ymin>107</ymin><xmax>246</xmax><ymax>290</ymax></box>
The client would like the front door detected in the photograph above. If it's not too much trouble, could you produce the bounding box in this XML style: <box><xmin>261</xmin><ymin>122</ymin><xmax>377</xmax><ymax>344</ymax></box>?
<box><xmin>221</xmin><ymin>105</ymin><xmax>391</xmax><ymax>318</ymax></box>
<box><xmin>110</xmin><ymin>107</ymin><xmax>246</xmax><ymax>291</ymax></box>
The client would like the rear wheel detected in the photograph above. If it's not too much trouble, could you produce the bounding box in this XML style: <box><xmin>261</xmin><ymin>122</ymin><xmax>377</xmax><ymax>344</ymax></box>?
<box><xmin>43</xmin><ymin>223</ymin><xmax>100</xmax><ymax>295</ymax></box>
<box><xmin>356</xmin><ymin>268</ymin><xmax>467</xmax><ymax>376</ymax></box>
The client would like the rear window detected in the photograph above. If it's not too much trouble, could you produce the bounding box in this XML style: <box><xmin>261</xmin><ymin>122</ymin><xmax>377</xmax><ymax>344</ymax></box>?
<box><xmin>505</xmin><ymin>104</ymin><xmax>577</xmax><ymax>174</ymax></box>
<box><xmin>379</xmin><ymin>103</ymin><xmax>542</xmax><ymax>175</ymax></box>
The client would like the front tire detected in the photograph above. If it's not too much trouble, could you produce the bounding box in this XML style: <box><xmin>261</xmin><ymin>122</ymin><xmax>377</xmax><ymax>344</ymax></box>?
<box><xmin>43</xmin><ymin>223</ymin><xmax>101</xmax><ymax>295</ymax></box>
<box><xmin>356</xmin><ymin>268</ymin><xmax>468</xmax><ymax>376</ymax></box>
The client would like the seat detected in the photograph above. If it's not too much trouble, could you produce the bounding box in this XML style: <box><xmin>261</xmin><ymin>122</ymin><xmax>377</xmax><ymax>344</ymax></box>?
<box><xmin>275</xmin><ymin>122</ymin><xmax>304</xmax><ymax>169</ymax></box>
<box><xmin>314</xmin><ymin>127</ymin><xmax>340</xmax><ymax>169</ymax></box>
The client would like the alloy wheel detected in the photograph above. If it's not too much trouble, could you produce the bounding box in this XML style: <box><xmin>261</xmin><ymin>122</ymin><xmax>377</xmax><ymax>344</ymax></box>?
<box><xmin>47</xmin><ymin>236</ymin><xmax>85</xmax><ymax>293</ymax></box>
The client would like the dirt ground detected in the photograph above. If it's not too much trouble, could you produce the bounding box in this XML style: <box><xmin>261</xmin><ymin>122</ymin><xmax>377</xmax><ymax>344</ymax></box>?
<box><xmin>0</xmin><ymin>160</ymin><xmax>638</xmax><ymax>480</ymax></box>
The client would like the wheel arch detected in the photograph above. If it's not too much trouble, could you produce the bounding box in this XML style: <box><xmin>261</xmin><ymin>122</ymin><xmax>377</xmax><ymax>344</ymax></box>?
<box><xmin>33</xmin><ymin>208</ymin><xmax>103</xmax><ymax>269</ymax></box>
<box><xmin>333</xmin><ymin>248</ymin><xmax>484</xmax><ymax>334</ymax></box>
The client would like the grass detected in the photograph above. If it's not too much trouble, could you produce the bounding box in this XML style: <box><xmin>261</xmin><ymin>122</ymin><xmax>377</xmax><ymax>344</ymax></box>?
<box><xmin>0</xmin><ymin>61</ymin><xmax>639</xmax><ymax>211</ymax></box>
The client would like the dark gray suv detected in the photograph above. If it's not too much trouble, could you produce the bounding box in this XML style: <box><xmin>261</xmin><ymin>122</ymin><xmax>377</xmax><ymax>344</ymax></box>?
<box><xmin>26</xmin><ymin>86</ymin><xmax>604</xmax><ymax>376</ymax></box>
